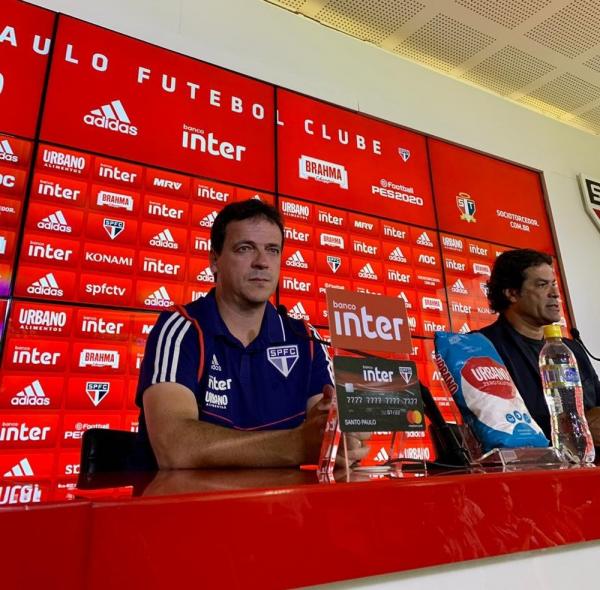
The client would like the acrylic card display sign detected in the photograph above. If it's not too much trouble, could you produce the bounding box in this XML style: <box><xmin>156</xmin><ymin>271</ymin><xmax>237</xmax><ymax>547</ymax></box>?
<box><xmin>334</xmin><ymin>356</ymin><xmax>424</xmax><ymax>433</ymax></box>
<box><xmin>326</xmin><ymin>288</ymin><xmax>412</xmax><ymax>354</ymax></box>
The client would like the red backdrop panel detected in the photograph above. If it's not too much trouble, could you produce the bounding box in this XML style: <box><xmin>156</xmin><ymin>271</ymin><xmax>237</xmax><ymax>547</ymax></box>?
<box><xmin>429</xmin><ymin>139</ymin><xmax>554</xmax><ymax>253</ymax></box>
<box><xmin>40</xmin><ymin>16</ymin><xmax>275</xmax><ymax>191</ymax></box>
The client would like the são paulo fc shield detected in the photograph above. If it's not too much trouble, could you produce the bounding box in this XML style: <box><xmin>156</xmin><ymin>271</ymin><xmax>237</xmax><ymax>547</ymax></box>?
<box><xmin>266</xmin><ymin>345</ymin><xmax>299</xmax><ymax>377</ymax></box>
<box><xmin>578</xmin><ymin>174</ymin><xmax>600</xmax><ymax>233</ymax></box>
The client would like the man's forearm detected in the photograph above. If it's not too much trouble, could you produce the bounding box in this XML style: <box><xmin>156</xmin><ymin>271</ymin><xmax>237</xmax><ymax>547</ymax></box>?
<box><xmin>152</xmin><ymin>418</ymin><xmax>310</xmax><ymax>469</ymax></box>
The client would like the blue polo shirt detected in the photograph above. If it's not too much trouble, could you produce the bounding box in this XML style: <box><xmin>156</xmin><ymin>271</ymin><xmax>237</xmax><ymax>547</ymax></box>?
<box><xmin>132</xmin><ymin>290</ymin><xmax>332</xmax><ymax>467</ymax></box>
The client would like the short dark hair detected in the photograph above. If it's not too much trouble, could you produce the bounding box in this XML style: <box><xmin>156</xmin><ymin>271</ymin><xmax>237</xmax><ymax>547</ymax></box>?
<box><xmin>487</xmin><ymin>249</ymin><xmax>553</xmax><ymax>313</ymax></box>
<box><xmin>210</xmin><ymin>199</ymin><xmax>284</xmax><ymax>254</ymax></box>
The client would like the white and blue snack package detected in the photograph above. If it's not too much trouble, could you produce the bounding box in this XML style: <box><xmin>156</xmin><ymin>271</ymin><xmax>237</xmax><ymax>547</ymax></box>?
<box><xmin>434</xmin><ymin>331</ymin><xmax>548</xmax><ymax>452</ymax></box>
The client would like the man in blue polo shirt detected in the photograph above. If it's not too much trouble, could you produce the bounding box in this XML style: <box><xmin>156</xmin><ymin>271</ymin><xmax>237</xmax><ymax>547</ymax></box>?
<box><xmin>134</xmin><ymin>199</ymin><xmax>368</xmax><ymax>469</ymax></box>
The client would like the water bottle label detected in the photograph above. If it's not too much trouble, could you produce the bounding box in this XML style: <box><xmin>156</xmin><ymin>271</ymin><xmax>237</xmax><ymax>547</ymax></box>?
<box><xmin>540</xmin><ymin>363</ymin><xmax>581</xmax><ymax>388</ymax></box>
<box><xmin>563</xmin><ymin>367</ymin><xmax>580</xmax><ymax>384</ymax></box>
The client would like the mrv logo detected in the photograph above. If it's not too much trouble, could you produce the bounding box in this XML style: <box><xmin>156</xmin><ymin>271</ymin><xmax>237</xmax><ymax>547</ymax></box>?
<box><xmin>83</xmin><ymin>99</ymin><xmax>138</xmax><ymax>136</ymax></box>
<box><xmin>299</xmin><ymin>155</ymin><xmax>348</xmax><ymax>189</ymax></box>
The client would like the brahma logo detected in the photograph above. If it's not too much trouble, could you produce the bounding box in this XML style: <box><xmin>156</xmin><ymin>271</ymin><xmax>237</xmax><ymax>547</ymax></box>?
<box><xmin>85</xmin><ymin>382</ymin><xmax>110</xmax><ymax>407</ymax></box>
<box><xmin>79</xmin><ymin>349</ymin><xmax>120</xmax><ymax>369</ymax></box>
<box><xmin>285</xmin><ymin>250</ymin><xmax>308</xmax><ymax>269</ymax></box>
<box><xmin>358</xmin><ymin>262</ymin><xmax>378</xmax><ymax>281</ymax></box>
<box><xmin>299</xmin><ymin>155</ymin><xmax>348</xmax><ymax>189</ymax></box>
<box><xmin>422</xmin><ymin>297</ymin><xmax>443</xmax><ymax>311</ymax></box>
<box><xmin>182</xmin><ymin>123</ymin><xmax>246</xmax><ymax>161</ymax></box>
<box><xmin>83</xmin><ymin>99</ymin><xmax>138</xmax><ymax>136</ymax></box>
<box><xmin>96</xmin><ymin>190</ymin><xmax>134</xmax><ymax>212</ymax></box>
<box><xmin>320</xmin><ymin>233</ymin><xmax>344</xmax><ymax>249</ymax></box>
<box><xmin>103</xmin><ymin>218</ymin><xmax>125</xmax><ymax>240</ymax></box>
<box><xmin>144</xmin><ymin>286</ymin><xmax>174</xmax><ymax>307</ymax></box>
<box><xmin>37</xmin><ymin>210</ymin><xmax>72</xmax><ymax>234</ymax></box>
<box><xmin>473</xmin><ymin>263</ymin><xmax>491</xmax><ymax>276</ymax></box>
<box><xmin>0</xmin><ymin>139</ymin><xmax>18</xmax><ymax>163</ymax></box>
<box><xmin>27</xmin><ymin>273</ymin><xmax>63</xmax><ymax>297</ymax></box>
<box><xmin>10</xmin><ymin>380</ymin><xmax>50</xmax><ymax>407</ymax></box>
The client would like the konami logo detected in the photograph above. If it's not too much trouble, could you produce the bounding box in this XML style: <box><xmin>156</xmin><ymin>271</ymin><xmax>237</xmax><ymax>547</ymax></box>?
<box><xmin>299</xmin><ymin>155</ymin><xmax>348</xmax><ymax>189</ymax></box>
<box><xmin>182</xmin><ymin>124</ymin><xmax>247</xmax><ymax>161</ymax></box>
<box><xmin>326</xmin><ymin>290</ymin><xmax>412</xmax><ymax>354</ymax></box>
<box><xmin>83</xmin><ymin>99</ymin><xmax>138</xmax><ymax>136</ymax></box>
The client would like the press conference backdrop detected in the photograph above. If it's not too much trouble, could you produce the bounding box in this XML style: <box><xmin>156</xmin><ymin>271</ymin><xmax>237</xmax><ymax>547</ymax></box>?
<box><xmin>0</xmin><ymin>1</ymin><xmax>565</xmax><ymax>501</ymax></box>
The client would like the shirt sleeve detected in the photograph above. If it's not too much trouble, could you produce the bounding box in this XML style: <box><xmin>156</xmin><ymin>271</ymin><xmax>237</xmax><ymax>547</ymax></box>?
<box><xmin>135</xmin><ymin>310</ymin><xmax>200</xmax><ymax>407</ymax></box>
<box><xmin>306</xmin><ymin>324</ymin><xmax>334</xmax><ymax>398</ymax></box>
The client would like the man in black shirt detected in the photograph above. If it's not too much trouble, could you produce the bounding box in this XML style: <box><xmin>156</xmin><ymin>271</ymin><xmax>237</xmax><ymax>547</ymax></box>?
<box><xmin>478</xmin><ymin>249</ymin><xmax>600</xmax><ymax>443</ymax></box>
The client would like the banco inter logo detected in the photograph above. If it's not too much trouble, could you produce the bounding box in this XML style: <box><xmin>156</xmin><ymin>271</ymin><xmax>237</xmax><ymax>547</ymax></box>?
<box><xmin>83</xmin><ymin>100</ymin><xmax>138</xmax><ymax>136</ymax></box>
<box><xmin>0</xmin><ymin>139</ymin><xmax>17</xmax><ymax>163</ymax></box>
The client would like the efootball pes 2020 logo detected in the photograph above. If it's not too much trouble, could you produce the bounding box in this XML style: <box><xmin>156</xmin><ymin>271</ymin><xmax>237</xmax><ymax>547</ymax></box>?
<box><xmin>456</xmin><ymin>192</ymin><xmax>476</xmax><ymax>223</ymax></box>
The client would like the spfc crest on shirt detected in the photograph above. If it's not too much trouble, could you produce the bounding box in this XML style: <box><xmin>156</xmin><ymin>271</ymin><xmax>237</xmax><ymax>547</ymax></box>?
<box><xmin>456</xmin><ymin>192</ymin><xmax>476</xmax><ymax>223</ymax></box>
<box><xmin>267</xmin><ymin>345</ymin><xmax>299</xmax><ymax>377</ymax></box>
<box><xmin>578</xmin><ymin>174</ymin><xmax>600</xmax><ymax>234</ymax></box>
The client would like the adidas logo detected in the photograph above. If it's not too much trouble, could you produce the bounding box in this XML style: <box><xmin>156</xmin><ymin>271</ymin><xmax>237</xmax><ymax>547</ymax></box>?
<box><xmin>289</xmin><ymin>302</ymin><xmax>309</xmax><ymax>321</ymax></box>
<box><xmin>459</xmin><ymin>322</ymin><xmax>471</xmax><ymax>334</ymax></box>
<box><xmin>196</xmin><ymin>266</ymin><xmax>214</xmax><ymax>283</ymax></box>
<box><xmin>144</xmin><ymin>286</ymin><xmax>173</xmax><ymax>308</ymax></box>
<box><xmin>37</xmin><ymin>210</ymin><xmax>72</xmax><ymax>234</ymax></box>
<box><xmin>416</xmin><ymin>231</ymin><xmax>433</xmax><ymax>247</ymax></box>
<box><xmin>83</xmin><ymin>99</ymin><xmax>138</xmax><ymax>136</ymax></box>
<box><xmin>27</xmin><ymin>272</ymin><xmax>63</xmax><ymax>297</ymax></box>
<box><xmin>210</xmin><ymin>354</ymin><xmax>222</xmax><ymax>372</ymax></box>
<box><xmin>451</xmin><ymin>279</ymin><xmax>468</xmax><ymax>295</ymax></box>
<box><xmin>374</xmin><ymin>447</ymin><xmax>389</xmax><ymax>463</ymax></box>
<box><xmin>3</xmin><ymin>458</ymin><xmax>34</xmax><ymax>477</ymax></box>
<box><xmin>149</xmin><ymin>228</ymin><xmax>179</xmax><ymax>250</ymax></box>
<box><xmin>398</xmin><ymin>292</ymin><xmax>412</xmax><ymax>309</ymax></box>
<box><xmin>285</xmin><ymin>250</ymin><xmax>308</xmax><ymax>269</ymax></box>
<box><xmin>0</xmin><ymin>236</ymin><xmax>5</xmax><ymax>255</ymax></box>
<box><xmin>358</xmin><ymin>262</ymin><xmax>378</xmax><ymax>280</ymax></box>
<box><xmin>199</xmin><ymin>210</ymin><xmax>218</xmax><ymax>228</ymax></box>
<box><xmin>11</xmin><ymin>380</ymin><xmax>49</xmax><ymax>407</ymax></box>
<box><xmin>0</xmin><ymin>139</ymin><xmax>17</xmax><ymax>163</ymax></box>
<box><xmin>388</xmin><ymin>246</ymin><xmax>407</xmax><ymax>263</ymax></box>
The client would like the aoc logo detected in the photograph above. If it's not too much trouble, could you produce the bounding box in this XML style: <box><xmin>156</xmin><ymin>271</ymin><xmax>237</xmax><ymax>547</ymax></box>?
<box><xmin>83</xmin><ymin>100</ymin><xmax>138</xmax><ymax>136</ymax></box>
<box><xmin>267</xmin><ymin>345</ymin><xmax>299</xmax><ymax>378</ymax></box>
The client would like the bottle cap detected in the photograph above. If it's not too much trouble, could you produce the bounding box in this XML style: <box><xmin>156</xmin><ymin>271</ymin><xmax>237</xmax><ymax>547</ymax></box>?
<box><xmin>543</xmin><ymin>324</ymin><xmax>563</xmax><ymax>339</ymax></box>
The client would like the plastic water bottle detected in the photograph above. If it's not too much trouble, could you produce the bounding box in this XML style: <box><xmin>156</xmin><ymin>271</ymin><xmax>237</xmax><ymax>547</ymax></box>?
<box><xmin>539</xmin><ymin>324</ymin><xmax>595</xmax><ymax>463</ymax></box>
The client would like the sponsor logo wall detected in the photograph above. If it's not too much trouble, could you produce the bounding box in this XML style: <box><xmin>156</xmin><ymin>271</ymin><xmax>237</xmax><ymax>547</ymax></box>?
<box><xmin>0</xmin><ymin>4</ymin><xmax>568</xmax><ymax>495</ymax></box>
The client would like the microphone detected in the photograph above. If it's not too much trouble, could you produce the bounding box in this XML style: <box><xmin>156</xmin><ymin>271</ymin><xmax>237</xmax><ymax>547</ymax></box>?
<box><xmin>570</xmin><ymin>327</ymin><xmax>600</xmax><ymax>362</ymax></box>
<box><xmin>276</xmin><ymin>304</ymin><xmax>331</xmax><ymax>346</ymax></box>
